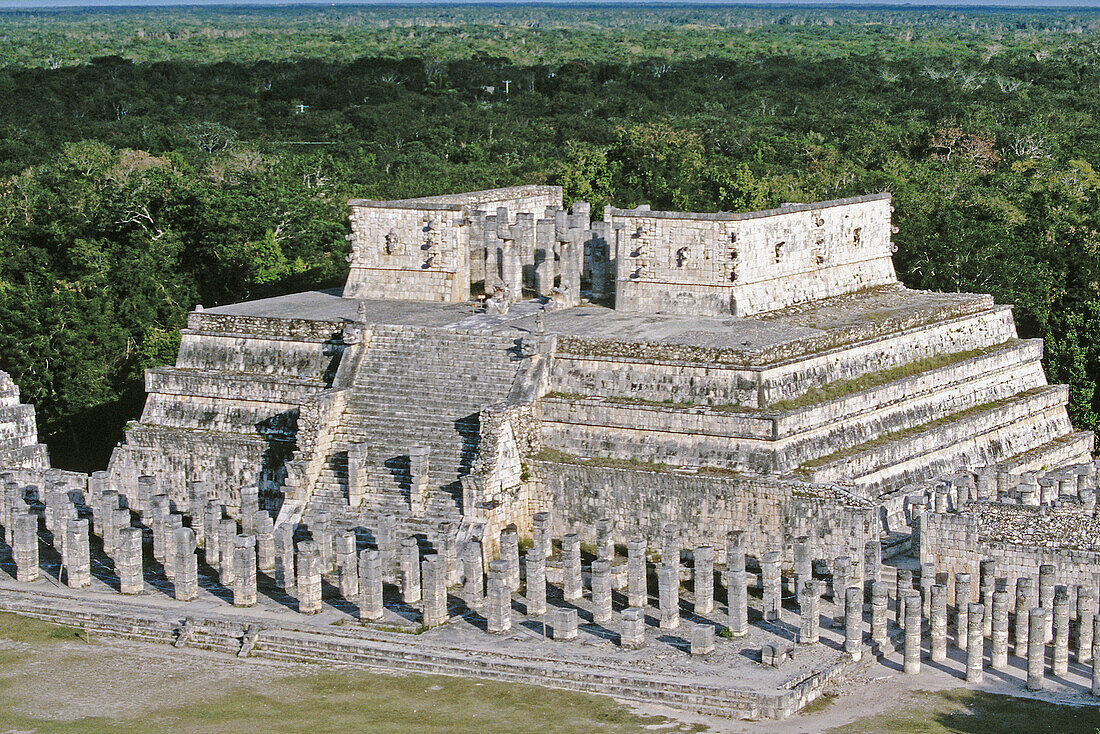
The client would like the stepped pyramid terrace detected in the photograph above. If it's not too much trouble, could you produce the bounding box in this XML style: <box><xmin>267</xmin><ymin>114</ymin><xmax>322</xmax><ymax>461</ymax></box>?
<box><xmin>2</xmin><ymin>184</ymin><xmax>1099</xmax><ymax>719</ymax></box>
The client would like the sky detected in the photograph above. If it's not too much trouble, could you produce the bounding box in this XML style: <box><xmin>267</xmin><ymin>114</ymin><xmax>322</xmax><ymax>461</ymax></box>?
<box><xmin>2</xmin><ymin>0</ymin><xmax>1100</xmax><ymax>8</ymax></box>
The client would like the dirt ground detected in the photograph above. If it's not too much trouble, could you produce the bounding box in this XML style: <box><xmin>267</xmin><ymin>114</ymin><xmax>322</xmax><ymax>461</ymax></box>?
<box><xmin>1</xmin><ymin>612</ymin><xmax>1098</xmax><ymax>734</ymax></box>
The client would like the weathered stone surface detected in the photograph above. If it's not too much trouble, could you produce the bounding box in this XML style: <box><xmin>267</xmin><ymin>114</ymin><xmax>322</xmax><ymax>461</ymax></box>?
<box><xmin>173</xmin><ymin>527</ymin><xmax>199</xmax><ymax>602</ymax></box>
<box><xmin>118</xmin><ymin>526</ymin><xmax>144</xmax><ymax>595</ymax></box>
<box><xmin>233</xmin><ymin>535</ymin><xmax>258</xmax><ymax>607</ymax></box>
<box><xmin>358</xmin><ymin>549</ymin><xmax>384</xmax><ymax>623</ymax></box>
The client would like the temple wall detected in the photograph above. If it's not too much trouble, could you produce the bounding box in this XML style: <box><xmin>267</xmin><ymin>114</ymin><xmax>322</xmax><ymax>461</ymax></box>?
<box><xmin>610</xmin><ymin>193</ymin><xmax>897</xmax><ymax>317</ymax></box>
<box><xmin>343</xmin><ymin>186</ymin><xmax>562</xmax><ymax>303</ymax></box>
<box><xmin>531</xmin><ymin>462</ymin><xmax>873</xmax><ymax>568</ymax></box>
<box><xmin>921</xmin><ymin>509</ymin><xmax>1100</xmax><ymax>603</ymax></box>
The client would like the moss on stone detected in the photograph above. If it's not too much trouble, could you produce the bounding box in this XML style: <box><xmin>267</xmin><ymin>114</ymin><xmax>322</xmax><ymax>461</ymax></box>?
<box><xmin>767</xmin><ymin>342</ymin><xmax>1013</xmax><ymax>413</ymax></box>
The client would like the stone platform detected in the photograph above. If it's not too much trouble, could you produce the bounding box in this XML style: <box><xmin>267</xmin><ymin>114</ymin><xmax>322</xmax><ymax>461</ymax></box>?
<box><xmin>0</xmin><ymin>546</ymin><xmax>854</xmax><ymax>720</ymax></box>
<box><xmin>204</xmin><ymin>283</ymin><xmax>988</xmax><ymax>362</ymax></box>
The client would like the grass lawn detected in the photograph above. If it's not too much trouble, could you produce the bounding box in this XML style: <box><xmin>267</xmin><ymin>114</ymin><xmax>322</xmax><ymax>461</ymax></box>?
<box><xmin>830</xmin><ymin>689</ymin><xmax>1100</xmax><ymax>734</ymax></box>
<box><xmin>0</xmin><ymin>612</ymin><xmax>701</xmax><ymax>734</ymax></box>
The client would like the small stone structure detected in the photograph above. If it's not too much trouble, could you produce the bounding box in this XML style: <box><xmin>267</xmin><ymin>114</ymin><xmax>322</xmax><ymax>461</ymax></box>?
<box><xmin>0</xmin><ymin>371</ymin><xmax>48</xmax><ymax>472</ymax></box>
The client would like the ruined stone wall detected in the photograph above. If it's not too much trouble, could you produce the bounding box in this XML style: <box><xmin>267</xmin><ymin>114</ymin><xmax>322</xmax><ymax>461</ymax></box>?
<box><xmin>110</xmin><ymin>312</ymin><xmax>345</xmax><ymax>513</ymax></box>
<box><xmin>610</xmin><ymin>193</ymin><xmax>897</xmax><ymax>317</ymax></box>
<box><xmin>343</xmin><ymin>186</ymin><xmax>562</xmax><ymax>303</ymax></box>
<box><xmin>0</xmin><ymin>370</ymin><xmax>48</xmax><ymax>470</ymax></box>
<box><xmin>921</xmin><ymin>508</ymin><xmax>1100</xmax><ymax>602</ymax></box>
<box><xmin>530</xmin><ymin>462</ymin><xmax>873</xmax><ymax>567</ymax></box>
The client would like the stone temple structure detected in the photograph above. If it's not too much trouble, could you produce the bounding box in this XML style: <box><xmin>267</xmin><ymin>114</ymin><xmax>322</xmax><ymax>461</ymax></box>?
<box><xmin>105</xmin><ymin>185</ymin><xmax>1090</xmax><ymax>566</ymax></box>
<box><xmin>2</xmin><ymin>185</ymin><xmax>1099</xmax><ymax>719</ymax></box>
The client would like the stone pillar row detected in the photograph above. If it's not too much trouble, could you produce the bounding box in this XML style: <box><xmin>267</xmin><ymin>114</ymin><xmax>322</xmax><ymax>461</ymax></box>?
<box><xmin>12</xmin><ymin>490</ymin><xmax>1100</xmax><ymax>695</ymax></box>
<box><xmin>892</xmin><ymin>562</ymin><xmax>1100</xmax><ymax>698</ymax></box>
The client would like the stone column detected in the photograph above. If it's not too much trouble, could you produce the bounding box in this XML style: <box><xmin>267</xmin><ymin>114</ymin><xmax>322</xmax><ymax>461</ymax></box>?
<box><xmin>422</xmin><ymin>556</ymin><xmax>447</xmax><ymax>628</ymax></box>
<box><xmin>1078</xmin><ymin>587</ymin><xmax>1096</xmax><ymax>663</ymax></box>
<box><xmin>620</xmin><ymin>608</ymin><xmax>645</xmax><ymax>649</ymax></box>
<box><xmin>904</xmin><ymin>592</ymin><xmax>922</xmax><ymax>674</ymax></box>
<box><xmin>967</xmin><ymin>603</ymin><xmax>985</xmax><ymax>683</ymax></box>
<box><xmin>844</xmin><ymin>586</ymin><xmax>863</xmax><ymax>661</ymax></box>
<box><xmin>204</xmin><ymin>500</ymin><xmax>222</xmax><ymax>567</ymax></box>
<box><xmin>437</xmin><ymin>521</ymin><xmax>459</xmax><ymax>586</ymax></box>
<box><xmin>377</xmin><ymin>513</ymin><xmax>398</xmax><ymax>583</ymax></box>
<box><xmin>728</xmin><ymin>568</ymin><xmax>749</xmax><ymax>637</ymax></box>
<box><xmin>118</xmin><ymin>526</ymin><xmax>144</xmax><ymax>595</ymax></box>
<box><xmin>525</xmin><ymin>549</ymin><xmax>546</xmax><ymax>617</ymax></box>
<box><xmin>500</xmin><ymin>526</ymin><xmax>520</xmax><ymax>591</ymax></box>
<box><xmin>255</xmin><ymin>513</ymin><xmax>275</xmax><ymax>573</ymax></box>
<box><xmin>463</xmin><ymin>540</ymin><xmax>484</xmax><ymax>607</ymax></box>
<box><xmin>864</xmin><ymin>540</ymin><xmax>882</xmax><ymax>592</ymax></box>
<box><xmin>693</xmin><ymin>546</ymin><xmax>714</xmax><ymax>615</ymax></box>
<box><xmin>163</xmin><ymin>514</ymin><xmax>183</xmax><ymax>581</ymax></box>
<box><xmin>832</xmin><ymin>557</ymin><xmax>852</xmax><ymax>628</ymax></box>
<box><xmin>150</xmin><ymin>493</ymin><xmax>170</xmax><ymax>563</ymax></box>
<box><xmin>1053</xmin><ymin>587</ymin><xmax>1070</xmax><ymax>676</ymax></box>
<box><xmin>98</xmin><ymin>489</ymin><xmax>120</xmax><ymax>544</ymax></box>
<box><xmin>920</xmin><ymin>561</ymin><xmax>936</xmax><ymax>620</ymax></box>
<box><xmin>592</xmin><ymin>558</ymin><xmax>613</xmax><ymax>624</ymax></box>
<box><xmin>979</xmin><ymin>559</ymin><xmax>997</xmax><ymax>637</ymax></box>
<box><xmin>1027</xmin><ymin>608</ymin><xmax>1047</xmax><ymax>691</ymax></box>
<box><xmin>761</xmin><ymin>551</ymin><xmax>782</xmax><ymax>622</ymax></box>
<box><xmin>358</xmin><ymin>549</ymin><xmax>384</xmax><ymax>623</ymax></box>
<box><xmin>296</xmin><ymin>541</ymin><xmax>322</xmax><ymax>614</ymax></box>
<box><xmin>1039</xmin><ymin>564</ymin><xmax>1056</xmax><ymax>641</ymax></box>
<box><xmin>239</xmin><ymin>484</ymin><xmax>259</xmax><ymax>533</ymax></box>
<box><xmin>658</xmin><ymin>564</ymin><xmax>680</xmax><ymax>630</ymax></box>
<box><xmin>553</xmin><ymin>608</ymin><xmax>578</xmax><ymax>641</ymax></box>
<box><xmin>487</xmin><ymin>560</ymin><xmax>511</xmax><ymax>633</ymax></box>
<box><xmin>408</xmin><ymin>446</ymin><xmax>430</xmax><ymax>515</ymax></box>
<box><xmin>110</xmin><ymin>507</ymin><xmax>131</xmax><ymax>562</ymax></box>
<box><xmin>562</xmin><ymin>533</ymin><xmax>582</xmax><ymax>602</ymax></box>
<box><xmin>173</xmin><ymin>527</ymin><xmax>198</xmax><ymax>602</ymax></box>
<box><xmin>661</xmin><ymin>524</ymin><xmax>679</xmax><ymax>575</ymax></box>
<box><xmin>13</xmin><ymin>510</ymin><xmax>38</xmax><ymax>582</ymax></box>
<box><xmin>955</xmin><ymin>572</ymin><xmax>972</xmax><ymax>651</ymax></box>
<box><xmin>793</xmin><ymin>535</ymin><xmax>812</xmax><ymax>594</ymax></box>
<box><xmin>233</xmin><ymin>535</ymin><xmax>257</xmax><ymax>607</ymax></box>
<box><xmin>532</xmin><ymin>512</ymin><xmax>551</xmax><ymax>560</ymax></box>
<box><xmin>63</xmin><ymin>518</ymin><xmax>91</xmax><ymax>589</ymax></box>
<box><xmin>991</xmin><ymin>590</ymin><xmax>1009</xmax><ymax>670</ymax></box>
<box><xmin>88</xmin><ymin>471</ymin><xmax>108</xmax><ymax>512</ymax></box>
<box><xmin>595</xmin><ymin>518</ymin><xmax>614</xmax><ymax>561</ymax></box>
<box><xmin>896</xmin><ymin>568</ymin><xmax>913</xmax><ymax>629</ymax></box>
<box><xmin>312</xmin><ymin>513</ymin><xmax>334</xmax><ymax>575</ymax></box>
<box><xmin>400</xmin><ymin>537</ymin><xmax>421</xmax><ymax>604</ymax></box>
<box><xmin>218</xmin><ymin>518</ymin><xmax>237</xmax><ymax>588</ymax></box>
<box><xmin>799</xmin><ymin>580</ymin><xmax>824</xmax><ymax>644</ymax></box>
<box><xmin>931</xmin><ymin>584</ymin><xmax>948</xmax><ymax>662</ymax></box>
<box><xmin>871</xmin><ymin>581</ymin><xmax>889</xmax><ymax>647</ymax></box>
<box><xmin>534</xmin><ymin>217</ymin><xmax>555</xmax><ymax>296</ymax></box>
<box><xmin>186</xmin><ymin>480</ymin><xmax>207</xmax><ymax>534</ymax></box>
<box><xmin>274</xmin><ymin>524</ymin><xmax>296</xmax><ymax>594</ymax></box>
<box><xmin>691</xmin><ymin>624</ymin><xmax>715</xmax><ymax>656</ymax></box>
<box><xmin>1016</xmin><ymin>576</ymin><xmax>1034</xmax><ymax>656</ymax></box>
<box><xmin>136</xmin><ymin>475</ymin><xmax>156</xmax><ymax>518</ymax></box>
<box><xmin>336</xmin><ymin>530</ymin><xmax>359</xmax><ymax>600</ymax></box>
<box><xmin>726</xmin><ymin>530</ymin><xmax>745</xmax><ymax>577</ymax></box>
<box><xmin>1093</xmin><ymin>615</ymin><xmax>1100</xmax><ymax>697</ymax></box>
<box><xmin>627</xmin><ymin>537</ymin><xmax>647</xmax><ymax>608</ymax></box>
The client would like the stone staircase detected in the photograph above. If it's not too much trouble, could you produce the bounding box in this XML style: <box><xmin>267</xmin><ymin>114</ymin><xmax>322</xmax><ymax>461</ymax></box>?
<box><xmin>303</xmin><ymin>325</ymin><xmax>526</xmax><ymax>550</ymax></box>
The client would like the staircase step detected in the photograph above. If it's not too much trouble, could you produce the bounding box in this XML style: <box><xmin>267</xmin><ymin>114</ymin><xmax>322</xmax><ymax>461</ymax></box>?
<box><xmin>803</xmin><ymin>386</ymin><xmax>1073</xmax><ymax>493</ymax></box>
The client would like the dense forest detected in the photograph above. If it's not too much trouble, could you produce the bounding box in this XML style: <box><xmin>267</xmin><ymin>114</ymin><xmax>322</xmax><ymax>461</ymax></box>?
<box><xmin>3</xmin><ymin>4</ymin><xmax>1100</xmax><ymax>469</ymax></box>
